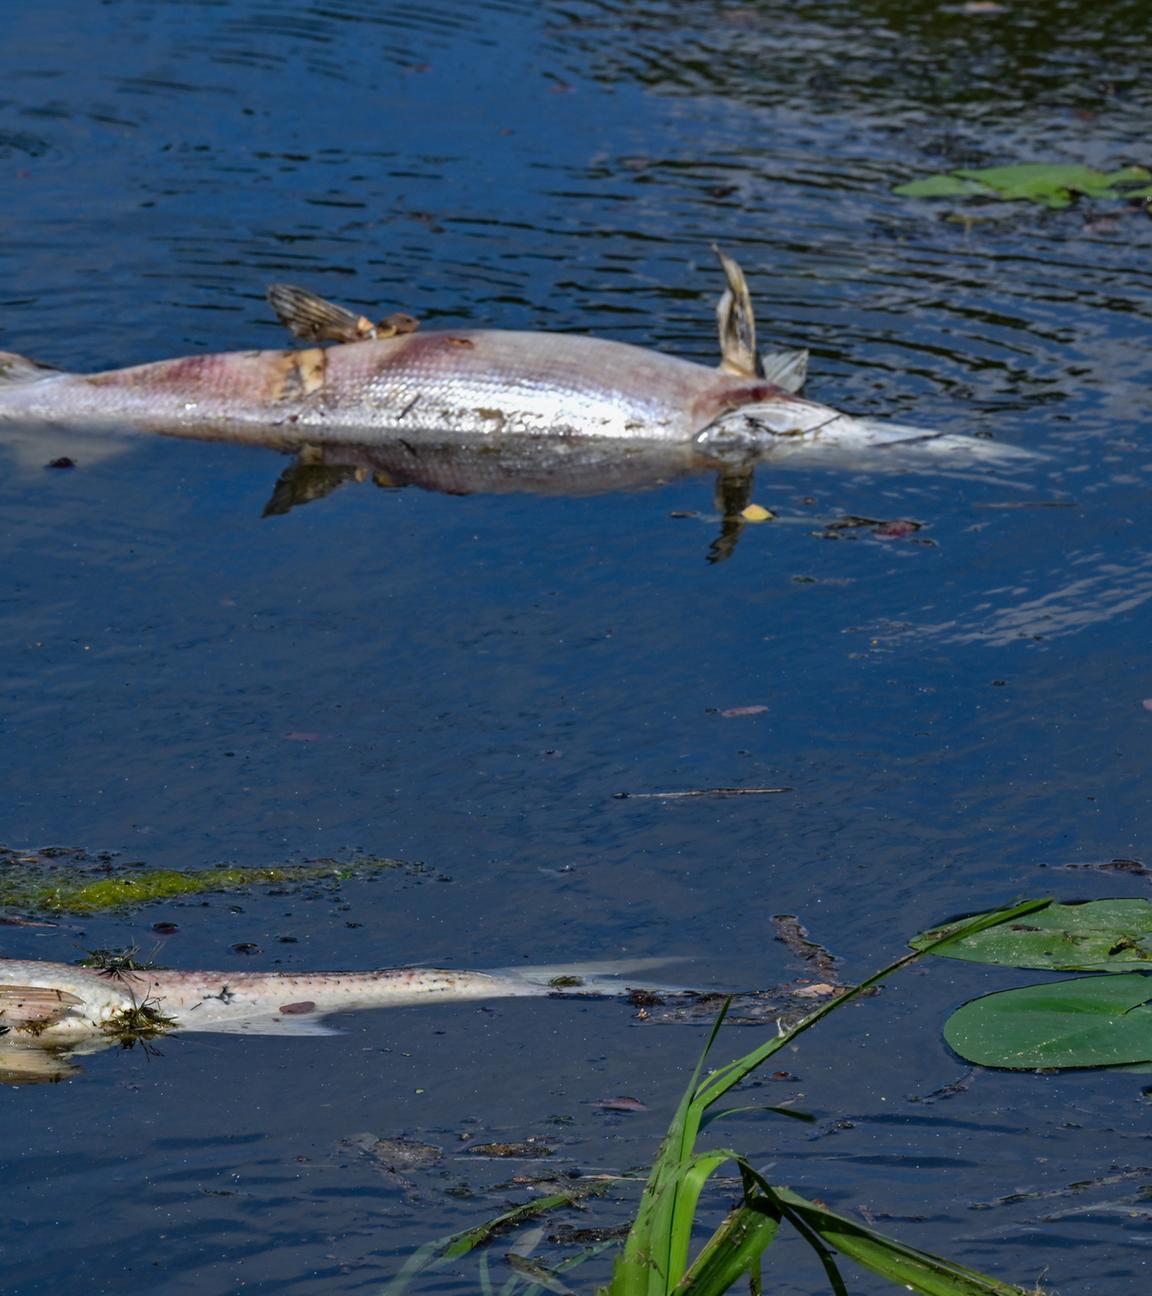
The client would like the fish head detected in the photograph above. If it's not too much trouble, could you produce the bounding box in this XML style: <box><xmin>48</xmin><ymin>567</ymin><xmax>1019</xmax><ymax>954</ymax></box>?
<box><xmin>695</xmin><ymin>384</ymin><xmax>849</xmax><ymax>457</ymax></box>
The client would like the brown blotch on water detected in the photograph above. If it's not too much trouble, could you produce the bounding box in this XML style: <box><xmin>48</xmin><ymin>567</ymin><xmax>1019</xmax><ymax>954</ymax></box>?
<box><xmin>279</xmin><ymin>1000</ymin><xmax>317</xmax><ymax>1014</ymax></box>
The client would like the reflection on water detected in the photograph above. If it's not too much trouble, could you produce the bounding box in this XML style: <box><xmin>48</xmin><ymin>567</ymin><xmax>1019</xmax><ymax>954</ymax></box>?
<box><xmin>551</xmin><ymin>0</ymin><xmax>1152</xmax><ymax>123</ymax></box>
<box><xmin>900</xmin><ymin>546</ymin><xmax>1152</xmax><ymax>647</ymax></box>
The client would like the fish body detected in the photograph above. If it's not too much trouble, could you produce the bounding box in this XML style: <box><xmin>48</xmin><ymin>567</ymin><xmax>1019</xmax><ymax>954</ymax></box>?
<box><xmin>0</xmin><ymin>330</ymin><xmax>1035</xmax><ymax>465</ymax></box>
<box><xmin>0</xmin><ymin>330</ymin><xmax>794</xmax><ymax>445</ymax></box>
<box><xmin>0</xmin><ymin>956</ymin><xmax>671</xmax><ymax>1045</ymax></box>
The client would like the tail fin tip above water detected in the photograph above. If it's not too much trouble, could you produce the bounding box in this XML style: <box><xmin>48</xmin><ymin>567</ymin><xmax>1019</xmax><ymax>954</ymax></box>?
<box><xmin>0</xmin><ymin>351</ymin><xmax>61</xmax><ymax>387</ymax></box>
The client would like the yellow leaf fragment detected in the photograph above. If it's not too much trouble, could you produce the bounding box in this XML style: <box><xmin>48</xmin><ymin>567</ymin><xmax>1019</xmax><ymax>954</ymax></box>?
<box><xmin>741</xmin><ymin>504</ymin><xmax>775</xmax><ymax>522</ymax></box>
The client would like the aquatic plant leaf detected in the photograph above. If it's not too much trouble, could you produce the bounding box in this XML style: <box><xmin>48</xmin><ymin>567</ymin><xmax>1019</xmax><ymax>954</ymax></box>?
<box><xmin>943</xmin><ymin>973</ymin><xmax>1152</xmax><ymax>1069</ymax></box>
<box><xmin>910</xmin><ymin>899</ymin><xmax>1152</xmax><ymax>971</ymax></box>
<box><xmin>895</xmin><ymin>163</ymin><xmax>1152</xmax><ymax>208</ymax></box>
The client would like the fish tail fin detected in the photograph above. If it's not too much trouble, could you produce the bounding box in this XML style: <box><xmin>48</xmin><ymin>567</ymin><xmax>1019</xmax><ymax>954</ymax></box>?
<box><xmin>0</xmin><ymin>351</ymin><xmax>63</xmax><ymax>387</ymax></box>
<box><xmin>487</xmin><ymin>957</ymin><xmax>690</xmax><ymax>998</ymax></box>
<box><xmin>713</xmin><ymin>246</ymin><xmax>759</xmax><ymax>378</ymax></box>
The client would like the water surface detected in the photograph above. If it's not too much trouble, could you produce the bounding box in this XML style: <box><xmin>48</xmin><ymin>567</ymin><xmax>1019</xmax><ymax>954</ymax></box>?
<box><xmin>2</xmin><ymin>2</ymin><xmax>1151</xmax><ymax>1292</ymax></box>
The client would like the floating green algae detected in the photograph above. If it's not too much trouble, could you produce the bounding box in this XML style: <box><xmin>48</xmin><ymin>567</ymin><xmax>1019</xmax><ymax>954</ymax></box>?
<box><xmin>0</xmin><ymin>846</ymin><xmax>431</xmax><ymax>914</ymax></box>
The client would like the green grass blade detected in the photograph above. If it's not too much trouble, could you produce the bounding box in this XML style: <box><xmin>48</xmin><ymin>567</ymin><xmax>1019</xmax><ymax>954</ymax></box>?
<box><xmin>505</xmin><ymin>1252</ymin><xmax>574</xmax><ymax>1294</ymax></box>
<box><xmin>666</xmin><ymin>1150</ymin><xmax>740</xmax><ymax>1283</ymax></box>
<box><xmin>699</xmin><ymin>1104</ymin><xmax>814</xmax><ymax>1128</ymax></box>
<box><xmin>609</xmin><ymin>1005</ymin><xmax>734</xmax><ymax>1295</ymax></box>
<box><xmin>379</xmin><ymin>1237</ymin><xmax>454</xmax><ymax>1296</ymax></box>
<box><xmin>443</xmin><ymin>1187</ymin><xmax>606</xmax><ymax>1260</ymax></box>
<box><xmin>671</xmin><ymin>1200</ymin><xmax>782</xmax><ymax>1295</ymax></box>
<box><xmin>774</xmin><ymin>1188</ymin><xmax>1030</xmax><ymax>1295</ymax></box>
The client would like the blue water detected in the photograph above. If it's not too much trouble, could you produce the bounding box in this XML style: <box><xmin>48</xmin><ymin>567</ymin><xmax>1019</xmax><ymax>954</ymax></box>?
<box><xmin>2</xmin><ymin>2</ymin><xmax>1151</xmax><ymax>1292</ymax></box>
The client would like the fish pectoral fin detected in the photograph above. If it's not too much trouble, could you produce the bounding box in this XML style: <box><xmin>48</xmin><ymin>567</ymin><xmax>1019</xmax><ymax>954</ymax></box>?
<box><xmin>0</xmin><ymin>984</ymin><xmax>85</xmax><ymax>1026</ymax></box>
<box><xmin>760</xmin><ymin>348</ymin><xmax>809</xmax><ymax>394</ymax></box>
<box><xmin>267</xmin><ymin>283</ymin><xmax>376</xmax><ymax>344</ymax></box>
<box><xmin>712</xmin><ymin>246</ymin><xmax>759</xmax><ymax>378</ymax></box>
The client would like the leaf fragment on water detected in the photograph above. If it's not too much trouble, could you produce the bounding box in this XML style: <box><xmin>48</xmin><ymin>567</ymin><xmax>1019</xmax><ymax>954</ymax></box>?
<box><xmin>740</xmin><ymin>503</ymin><xmax>774</xmax><ymax>522</ymax></box>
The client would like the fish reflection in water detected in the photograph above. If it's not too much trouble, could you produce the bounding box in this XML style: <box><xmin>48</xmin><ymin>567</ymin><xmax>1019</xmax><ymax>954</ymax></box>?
<box><xmin>262</xmin><ymin>434</ymin><xmax>773</xmax><ymax>563</ymax></box>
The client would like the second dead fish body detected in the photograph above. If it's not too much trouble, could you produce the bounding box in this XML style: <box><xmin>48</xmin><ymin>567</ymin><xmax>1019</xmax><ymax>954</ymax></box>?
<box><xmin>0</xmin><ymin>956</ymin><xmax>674</xmax><ymax>1046</ymax></box>
<box><xmin>0</xmin><ymin>952</ymin><xmax>844</xmax><ymax>1084</ymax></box>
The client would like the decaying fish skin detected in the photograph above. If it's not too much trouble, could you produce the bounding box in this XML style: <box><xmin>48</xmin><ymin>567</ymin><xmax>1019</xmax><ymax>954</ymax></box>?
<box><xmin>0</xmin><ymin>955</ymin><xmax>678</xmax><ymax>1047</ymax></box>
<box><xmin>0</xmin><ymin>253</ymin><xmax>1036</xmax><ymax>465</ymax></box>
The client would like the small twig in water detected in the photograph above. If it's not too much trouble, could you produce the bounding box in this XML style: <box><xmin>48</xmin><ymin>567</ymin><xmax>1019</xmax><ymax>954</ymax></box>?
<box><xmin>613</xmin><ymin>786</ymin><xmax>793</xmax><ymax>800</ymax></box>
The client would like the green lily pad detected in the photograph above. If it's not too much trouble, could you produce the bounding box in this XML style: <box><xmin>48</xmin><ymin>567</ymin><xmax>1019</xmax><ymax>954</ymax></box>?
<box><xmin>911</xmin><ymin>899</ymin><xmax>1152</xmax><ymax>971</ymax></box>
<box><xmin>944</xmin><ymin>973</ymin><xmax>1152</xmax><ymax>1069</ymax></box>
<box><xmin>894</xmin><ymin>162</ymin><xmax>1152</xmax><ymax>209</ymax></box>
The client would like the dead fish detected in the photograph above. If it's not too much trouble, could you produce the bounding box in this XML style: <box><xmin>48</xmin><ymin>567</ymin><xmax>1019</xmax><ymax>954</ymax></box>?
<box><xmin>0</xmin><ymin>251</ymin><xmax>1034</xmax><ymax>465</ymax></box>
<box><xmin>0</xmin><ymin>955</ymin><xmax>678</xmax><ymax>1045</ymax></box>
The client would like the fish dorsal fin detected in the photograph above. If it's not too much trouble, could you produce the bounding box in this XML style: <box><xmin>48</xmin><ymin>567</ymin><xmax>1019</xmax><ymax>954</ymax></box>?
<box><xmin>268</xmin><ymin>284</ymin><xmax>376</xmax><ymax>344</ymax></box>
<box><xmin>267</xmin><ymin>284</ymin><xmax>419</xmax><ymax>345</ymax></box>
<box><xmin>713</xmin><ymin>247</ymin><xmax>758</xmax><ymax>378</ymax></box>
<box><xmin>0</xmin><ymin>984</ymin><xmax>84</xmax><ymax>1026</ymax></box>
<box><xmin>0</xmin><ymin>351</ymin><xmax>62</xmax><ymax>386</ymax></box>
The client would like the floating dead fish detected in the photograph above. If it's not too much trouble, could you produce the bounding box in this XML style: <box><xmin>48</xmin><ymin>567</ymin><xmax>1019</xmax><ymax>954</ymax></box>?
<box><xmin>0</xmin><ymin>956</ymin><xmax>682</xmax><ymax>1044</ymax></box>
<box><xmin>0</xmin><ymin>955</ymin><xmax>685</xmax><ymax>1082</ymax></box>
<box><xmin>0</xmin><ymin>251</ymin><xmax>1035</xmax><ymax>471</ymax></box>
<box><xmin>0</xmin><ymin>952</ymin><xmax>847</xmax><ymax>1082</ymax></box>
